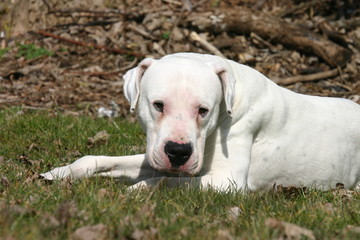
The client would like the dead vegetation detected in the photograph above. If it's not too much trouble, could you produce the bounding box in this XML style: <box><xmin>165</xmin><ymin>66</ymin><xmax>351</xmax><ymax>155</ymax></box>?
<box><xmin>0</xmin><ymin>0</ymin><xmax>360</xmax><ymax>116</ymax></box>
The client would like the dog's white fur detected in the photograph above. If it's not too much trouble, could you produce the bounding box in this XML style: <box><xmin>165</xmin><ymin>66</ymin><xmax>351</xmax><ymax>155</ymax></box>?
<box><xmin>41</xmin><ymin>53</ymin><xmax>360</xmax><ymax>191</ymax></box>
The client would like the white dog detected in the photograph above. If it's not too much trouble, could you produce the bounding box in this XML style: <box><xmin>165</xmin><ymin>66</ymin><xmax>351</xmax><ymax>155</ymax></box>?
<box><xmin>41</xmin><ymin>53</ymin><xmax>360</xmax><ymax>191</ymax></box>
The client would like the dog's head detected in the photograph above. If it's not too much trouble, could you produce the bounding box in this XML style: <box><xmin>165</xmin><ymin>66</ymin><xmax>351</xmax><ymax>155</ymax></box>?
<box><xmin>123</xmin><ymin>54</ymin><xmax>235</xmax><ymax>175</ymax></box>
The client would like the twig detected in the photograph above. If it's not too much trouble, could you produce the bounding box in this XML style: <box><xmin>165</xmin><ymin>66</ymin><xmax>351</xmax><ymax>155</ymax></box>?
<box><xmin>64</xmin><ymin>57</ymin><xmax>138</xmax><ymax>77</ymax></box>
<box><xmin>128</xmin><ymin>24</ymin><xmax>156</xmax><ymax>40</ymax></box>
<box><xmin>0</xmin><ymin>31</ymin><xmax>6</xmax><ymax>48</ymax></box>
<box><xmin>333</xmin><ymin>17</ymin><xmax>360</xmax><ymax>30</ymax></box>
<box><xmin>318</xmin><ymin>21</ymin><xmax>348</xmax><ymax>48</ymax></box>
<box><xmin>21</xmin><ymin>105</ymin><xmax>52</xmax><ymax>111</ymax></box>
<box><xmin>192</xmin><ymin>0</ymin><xmax>208</xmax><ymax>10</ymax></box>
<box><xmin>276</xmin><ymin>69</ymin><xmax>339</xmax><ymax>85</ymax></box>
<box><xmin>165</xmin><ymin>6</ymin><xmax>185</xmax><ymax>53</ymax></box>
<box><xmin>64</xmin><ymin>70</ymin><xmax>122</xmax><ymax>77</ymax></box>
<box><xmin>55</xmin><ymin>20</ymin><xmax>121</xmax><ymax>28</ymax></box>
<box><xmin>118</xmin><ymin>57</ymin><xmax>139</xmax><ymax>72</ymax></box>
<box><xmin>47</xmin><ymin>8</ymin><xmax>125</xmax><ymax>17</ymax></box>
<box><xmin>189</xmin><ymin>31</ymin><xmax>225</xmax><ymax>58</ymax></box>
<box><xmin>41</xmin><ymin>0</ymin><xmax>52</xmax><ymax>11</ymax></box>
<box><xmin>0</xmin><ymin>99</ymin><xmax>23</xmax><ymax>104</ymax></box>
<box><xmin>37</xmin><ymin>30</ymin><xmax>144</xmax><ymax>58</ymax></box>
<box><xmin>162</xmin><ymin>0</ymin><xmax>182</xmax><ymax>6</ymax></box>
<box><xmin>277</xmin><ymin>0</ymin><xmax>327</xmax><ymax>18</ymax></box>
<box><xmin>182</xmin><ymin>0</ymin><xmax>193</xmax><ymax>11</ymax></box>
<box><xmin>250</xmin><ymin>32</ymin><xmax>277</xmax><ymax>52</ymax></box>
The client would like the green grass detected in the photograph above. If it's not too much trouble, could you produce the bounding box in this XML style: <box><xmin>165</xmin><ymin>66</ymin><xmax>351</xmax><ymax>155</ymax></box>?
<box><xmin>0</xmin><ymin>47</ymin><xmax>10</xmax><ymax>58</ymax></box>
<box><xmin>0</xmin><ymin>108</ymin><xmax>359</xmax><ymax>239</ymax></box>
<box><xmin>162</xmin><ymin>32</ymin><xmax>170</xmax><ymax>40</ymax></box>
<box><xmin>16</xmin><ymin>43</ymin><xmax>54</xmax><ymax>60</ymax></box>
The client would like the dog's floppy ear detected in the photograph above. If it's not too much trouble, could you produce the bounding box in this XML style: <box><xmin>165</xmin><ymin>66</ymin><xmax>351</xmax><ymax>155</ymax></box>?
<box><xmin>209</xmin><ymin>63</ymin><xmax>236</xmax><ymax>117</ymax></box>
<box><xmin>123</xmin><ymin>58</ymin><xmax>154</xmax><ymax>112</ymax></box>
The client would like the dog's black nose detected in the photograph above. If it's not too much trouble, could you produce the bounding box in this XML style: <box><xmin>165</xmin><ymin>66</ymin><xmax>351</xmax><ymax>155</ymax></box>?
<box><xmin>164</xmin><ymin>141</ymin><xmax>192</xmax><ymax>168</ymax></box>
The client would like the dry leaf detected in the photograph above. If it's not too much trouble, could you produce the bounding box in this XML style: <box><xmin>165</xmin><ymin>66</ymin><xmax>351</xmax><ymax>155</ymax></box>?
<box><xmin>131</xmin><ymin>227</ymin><xmax>157</xmax><ymax>240</ymax></box>
<box><xmin>40</xmin><ymin>213</ymin><xmax>61</xmax><ymax>229</ymax></box>
<box><xmin>0</xmin><ymin>175</ymin><xmax>10</xmax><ymax>189</ymax></box>
<box><xmin>344</xmin><ymin>225</ymin><xmax>360</xmax><ymax>234</ymax></box>
<box><xmin>0</xmin><ymin>201</ymin><xmax>33</xmax><ymax>218</ymax></box>
<box><xmin>55</xmin><ymin>200</ymin><xmax>78</xmax><ymax>226</ymax></box>
<box><xmin>83</xmin><ymin>65</ymin><xmax>104</xmax><ymax>73</ymax></box>
<box><xmin>273</xmin><ymin>185</ymin><xmax>307</xmax><ymax>198</ymax></box>
<box><xmin>217</xmin><ymin>229</ymin><xmax>234</xmax><ymax>240</ymax></box>
<box><xmin>332</xmin><ymin>184</ymin><xmax>355</xmax><ymax>199</ymax></box>
<box><xmin>72</xmin><ymin>224</ymin><xmax>108</xmax><ymax>240</ymax></box>
<box><xmin>131</xmin><ymin>229</ymin><xmax>145</xmax><ymax>240</ymax></box>
<box><xmin>97</xmin><ymin>188</ymin><xmax>110</xmax><ymax>198</ymax></box>
<box><xmin>137</xmin><ymin>203</ymin><xmax>156</xmax><ymax>218</ymax></box>
<box><xmin>0</xmin><ymin>235</ymin><xmax>16</xmax><ymax>240</ymax></box>
<box><xmin>67</xmin><ymin>150</ymin><xmax>82</xmax><ymax>158</ymax></box>
<box><xmin>321</xmin><ymin>202</ymin><xmax>336</xmax><ymax>214</ymax></box>
<box><xmin>179</xmin><ymin>227</ymin><xmax>189</xmax><ymax>237</ymax></box>
<box><xmin>238</xmin><ymin>53</ymin><xmax>255</xmax><ymax>64</ymax></box>
<box><xmin>265</xmin><ymin>218</ymin><xmax>315</xmax><ymax>240</ymax></box>
<box><xmin>227</xmin><ymin>206</ymin><xmax>242</xmax><ymax>220</ymax></box>
<box><xmin>87</xmin><ymin>130</ymin><xmax>110</xmax><ymax>147</ymax></box>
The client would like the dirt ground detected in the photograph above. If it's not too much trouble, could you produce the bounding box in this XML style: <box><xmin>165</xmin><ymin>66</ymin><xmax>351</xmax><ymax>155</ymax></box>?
<box><xmin>1</xmin><ymin>0</ymin><xmax>360</xmax><ymax>117</ymax></box>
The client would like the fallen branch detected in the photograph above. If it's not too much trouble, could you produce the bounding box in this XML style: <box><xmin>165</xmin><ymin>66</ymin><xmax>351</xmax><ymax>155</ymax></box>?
<box><xmin>318</xmin><ymin>21</ymin><xmax>348</xmax><ymax>48</ymax></box>
<box><xmin>190</xmin><ymin>31</ymin><xmax>225</xmax><ymax>58</ymax></box>
<box><xmin>187</xmin><ymin>7</ymin><xmax>352</xmax><ymax>67</ymax></box>
<box><xmin>48</xmin><ymin>8</ymin><xmax>125</xmax><ymax>18</ymax></box>
<box><xmin>333</xmin><ymin>17</ymin><xmax>360</xmax><ymax>30</ymax></box>
<box><xmin>55</xmin><ymin>20</ymin><xmax>121</xmax><ymax>28</ymax></box>
<box><xmin>38</xmin><ymin>30</ymin><xmax>144</xmax><ymax>58</ymax></box>
<box><xmin>276</xmin><ymin>69</ymin><xmax>339</xmax><ymax>85</ymax></box>
<box><xmin>276</xmin><ymin>0</ymin><xmax>327</xmax><ymax>18</ymax></box>
<box><xmin>64</xmin><ymin>70</ymin><xmax>122</xmax><ymax>77</ymax></box>
<box><xmin>0</xmin><ymin>98</ymin><xmax>23</xmax><ymax>104</ymax></box>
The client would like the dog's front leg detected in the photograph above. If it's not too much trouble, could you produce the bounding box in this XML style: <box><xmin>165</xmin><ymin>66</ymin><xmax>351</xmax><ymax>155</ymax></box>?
<box><xmin>40</xmin><ymin>154</ymin><xmax>160</xmax><ymax>183</ymax></box>
<box><xmin>130</xmin><ymin>174</ymin><xmax>241</xmax><ymax>191</ymax></box>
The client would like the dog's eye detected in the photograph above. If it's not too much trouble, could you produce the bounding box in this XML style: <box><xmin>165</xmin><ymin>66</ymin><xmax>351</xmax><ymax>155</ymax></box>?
<box><xmin>153</xmin><ymin>101</ymin><xmax>164</xmax><ymax>113</ymax></box>
<box><xmin>198</xmin><ymin>107</ymin><xmax>209</xmax><ymax>118</ymax></box>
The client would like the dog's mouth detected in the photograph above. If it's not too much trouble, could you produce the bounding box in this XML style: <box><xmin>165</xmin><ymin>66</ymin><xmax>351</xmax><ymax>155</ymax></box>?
<box><xmin>154</xmin><ymin>160</ymin><xmax>199</xmax><ymax>176</ymax></box>
<box><xmin>158</xmin><ymin>168</ymin><xmax>198</xmax><ymax>177</ymax></box>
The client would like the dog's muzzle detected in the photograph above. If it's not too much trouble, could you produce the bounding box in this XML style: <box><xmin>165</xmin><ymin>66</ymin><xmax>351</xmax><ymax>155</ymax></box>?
<box><xmin>164</xmin><ymin>141</ymin><xmax>192</xmax><ymax>168</ymax></box>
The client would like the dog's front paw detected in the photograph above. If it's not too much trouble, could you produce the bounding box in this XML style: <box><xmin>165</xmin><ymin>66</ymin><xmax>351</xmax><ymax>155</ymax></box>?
<box><xmin>40</xmin><ymin>165</ymin><xmax>73</xmax><ymax>180</ymax></box>
<box><xmin>127</xmin><ymin>181</ymin><xmax>151</xmax><ymax>191</ymax></box>
<box><xmin>127</xmin><ymin>177</ymin><xmax>167</xmax><ymax>191</ymax></box>
<box><xmin>40</xmin><ymin>156</ymin><xmax>98</xmax><ymax>180</ymax></box>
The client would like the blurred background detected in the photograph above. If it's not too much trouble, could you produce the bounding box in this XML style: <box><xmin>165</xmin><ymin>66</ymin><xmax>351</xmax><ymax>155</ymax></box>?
<box><xmin>0</xmin><ymin>0</ymin><xmax>359</xmax><ymax>117</ymax></box>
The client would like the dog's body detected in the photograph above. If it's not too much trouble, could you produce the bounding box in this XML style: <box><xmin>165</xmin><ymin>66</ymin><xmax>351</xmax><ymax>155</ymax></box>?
<box><xmin>41</xmin><ymin>53</ymin><xmax>360</xmax><ymax>191</ymax></box>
